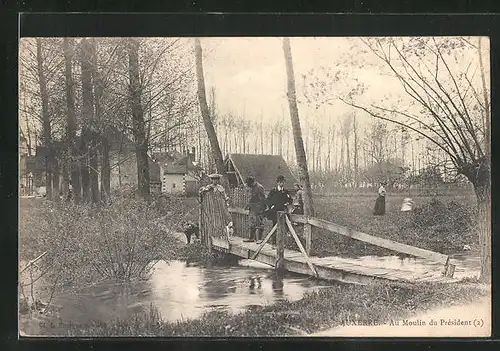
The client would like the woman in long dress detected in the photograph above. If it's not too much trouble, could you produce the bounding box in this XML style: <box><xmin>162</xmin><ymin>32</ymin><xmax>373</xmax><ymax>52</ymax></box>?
<box><xmin>373</xmin><ymin>182</ymin><xmax>387</xmax><ymax>215</ymax></box>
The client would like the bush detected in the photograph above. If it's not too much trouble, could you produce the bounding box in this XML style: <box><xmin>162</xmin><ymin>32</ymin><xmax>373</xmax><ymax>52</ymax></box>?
<box><xmin>409</xmin><ymin>198</ymin><xmax>477</xmax><ymax>252</ymax></box>
<box><xmin>20</xmin><ymin>195</ymin><xmax>186</xmax><ymax>294</ymax></box>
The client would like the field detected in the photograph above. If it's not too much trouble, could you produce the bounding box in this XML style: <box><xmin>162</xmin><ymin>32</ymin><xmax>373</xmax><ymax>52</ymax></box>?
<box><xmin>307</xmin><ymin>193</ymin><xmax>478</xmax><ymax>257</ymax></box>
<box><xmin>176</xmin><ymin>191</ymin><xmax>478</xmax><ymax>258</ymax></box>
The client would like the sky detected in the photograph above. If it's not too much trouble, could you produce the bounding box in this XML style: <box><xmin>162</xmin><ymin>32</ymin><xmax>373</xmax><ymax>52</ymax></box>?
<box><xmin>200</xmin><ymin>36</ymin><xmax>489</xmax><ymax>130</ymax></box>
<box><xmin>202</xmin><ymin>37</ymin><xmax>366</xmax><ymax>125</ymax></box>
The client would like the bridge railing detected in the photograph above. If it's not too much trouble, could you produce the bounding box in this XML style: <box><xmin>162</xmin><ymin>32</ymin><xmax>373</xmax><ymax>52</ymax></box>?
<box><xmin>226</xmin><ymin>206</ymin><xmax>455</xmax><ymax>278</ymax></box>
<box><xmin>229</xmin><ymin>187</ymin><xmax>275</xmax><ymax>240</ymax></box>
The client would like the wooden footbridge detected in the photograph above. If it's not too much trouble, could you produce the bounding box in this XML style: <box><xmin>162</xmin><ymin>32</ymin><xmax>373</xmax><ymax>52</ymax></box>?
<box><xmin>199</xmin><ymin>189</ymin><xmax>456</xmax><ymax>285</ymax></box>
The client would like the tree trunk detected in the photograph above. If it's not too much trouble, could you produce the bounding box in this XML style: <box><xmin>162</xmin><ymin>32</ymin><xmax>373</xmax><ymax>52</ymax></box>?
<box><xmin>354</xmin><ymin>117</ymin><xmax>359</xmax><ymax>187</ymax></box>
<box><xmin>61</xmin><ymin>160</ymin><xmax>70</xmax><ymax>200</ymax></box>
<box><xmin>100</xmin><ymin>137</ymin><xmax>111</xmax><ymax>203</ymax></box>
<box><xmin>270</xmin><ymin>131</ymin><xmax>274</xmax><ymax>155</ymax></box>
<box><xmin>282</xmin><ymin>37</ymin><xmax>314</xmax><ymax>216</ymax></box>
<box><xmin>63</xmin><ymin>38</ymin><xmax>81</xmax><ymax>204</ymax></box>
<box><xmin>464</xmin><ymin>158</ymin><xmax>491</xmax><ymax>283</ymax></box>
<box><xmin>22</xmin><ymin>88</ymin><xmax>33</xmax><ymax>157</ymax></box>
<box><xmin>90</xmin><ymin>38</ymin><xmax>110</xmax><ymax>204</ymax></box>
<box><xmin>89</xmin><ymin>140</ymin><xmax>100</xmax><ymax>203</ymax></box>
<box><xmin>478</xmin><ymin>37</ymin><xmax>490</xmax><ymax>153</ymax></box>
<box><xmin>311</xmin><ymin>132</ymin><xmax>315</xmax><ymax>172</ymax></box>
<box><xmin>80</xmin><ymin>138</ymin><xmax>91</xmax><ymax>202</ymax></box>
<box><xmin>194</xmin><ymin>38</ymin><xmax>226</xmax><ymax>185</ymax></box>
<box><xmin>52</xmin><ymin>160</ymin><xmax>60</xmax><ymax>200</ymax></box>
<box><xmin>36</xmin><ymin>38</ymin><xmax>53</xmax><ymax>201</ymax></box>
<box><xmin>259</xmin><ymin>121</ymin><xmax>264</xmax><ymax>154</ymax></box>
<box><xmin>80</xmin><ymin>39</ymin><xmax>100</xmax><ymax>203</ymax></box>
<box><xmin>475</xmin><ymin>182</ymin><xmax>491</xmax><ymax>283</ymax></box>
<box><xmin>327</xmin><ymin>127</ymin><xmax>331</xmax><ymax>171</ymax></box>
<box><xmin>340</xmin><ymin>136</ymin><xmax>345</xmax><ymax>172</ymax></box>
<box><xmin>127</xmin><ymin>38</ymin><xmax>150</xmax><ymax>198</ymax></box>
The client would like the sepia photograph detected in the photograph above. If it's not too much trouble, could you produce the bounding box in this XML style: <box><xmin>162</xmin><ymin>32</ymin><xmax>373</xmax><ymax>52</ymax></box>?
<box><xmin>18</xmin><ymin>35</ymin><xmax>491</xmax><ymax>337</ymax></box>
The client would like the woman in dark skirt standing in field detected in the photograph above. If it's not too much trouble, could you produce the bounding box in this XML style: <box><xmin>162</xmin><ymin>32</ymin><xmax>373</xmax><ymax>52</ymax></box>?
<box><xmin>373</xmin><ymin>181</ymin><xmax>387</xmax><ymax>215</ymax></box>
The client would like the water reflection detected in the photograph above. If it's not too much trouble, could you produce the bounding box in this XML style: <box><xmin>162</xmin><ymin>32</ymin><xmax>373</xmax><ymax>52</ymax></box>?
<box><xmin>342</xmin><ymin>253</ymin><xmax>481</xmax><ymax>280</ymax></box>
<box><xmin>271</xmin><ymin>276</ymin><xmax>284</xmax><ymax>298</ymax></box>
<box><xmin>21</xmin><ymin>252</ymin><xmax>481</xmax><ymax>334</ymax></box>
<box><xmin>41</xmin><ymin>260</ymin><xmax>329</xmax><ymax>326</ymax></box>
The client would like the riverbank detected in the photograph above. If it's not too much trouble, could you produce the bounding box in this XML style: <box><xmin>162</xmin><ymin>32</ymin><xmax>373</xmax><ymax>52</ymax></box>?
<box><xmin>45</xmin><ymin>280</ymin><xmax>489</xmax><ymax>337</ymax></box>
<box><xmin>19</xmin><ymin>194</ymin><xmax>488</xmax><ymax>337</ymax></box>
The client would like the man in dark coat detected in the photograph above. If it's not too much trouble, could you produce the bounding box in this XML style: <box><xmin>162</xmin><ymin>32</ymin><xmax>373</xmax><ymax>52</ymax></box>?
<box><xmin>244</xmin><ymin>177</ymin><xmax>266</xmax><ymax>243</ymax></box>
<box><xmin>265</xmin><ymin>175</ymin><xmax>293</xmax><ymax>245</ymax></box>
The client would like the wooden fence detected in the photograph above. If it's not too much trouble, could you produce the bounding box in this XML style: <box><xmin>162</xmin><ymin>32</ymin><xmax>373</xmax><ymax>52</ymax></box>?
<box><xmin>229</xmin><ymin>187</ymin><xmax>274</xmax><ymax>240</ymax></box>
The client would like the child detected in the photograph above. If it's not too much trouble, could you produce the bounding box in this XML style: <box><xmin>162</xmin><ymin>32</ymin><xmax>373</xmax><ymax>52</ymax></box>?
<box><xmin>401</xmin><ymin>197</ymin><xmax>414</xmax><ymax>212</ymax></box>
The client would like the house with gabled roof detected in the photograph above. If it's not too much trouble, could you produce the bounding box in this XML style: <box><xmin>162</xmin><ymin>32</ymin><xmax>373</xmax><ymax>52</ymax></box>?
<box><xmin>224</xmin><ymin>153</ymin><xmax>298</xmax><ymax>192</ymax></box>
<box><xmin>153</xmin><ymin>147</ymin><xmax>204</xmax><ymax>196</ymax></box>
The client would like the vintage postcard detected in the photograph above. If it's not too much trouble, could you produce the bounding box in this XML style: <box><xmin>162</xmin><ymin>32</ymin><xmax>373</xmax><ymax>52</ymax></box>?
<box><xmin>19</xmin><ymin>35</ymin><xmax>491</xmax><ymax>337</ymax></box>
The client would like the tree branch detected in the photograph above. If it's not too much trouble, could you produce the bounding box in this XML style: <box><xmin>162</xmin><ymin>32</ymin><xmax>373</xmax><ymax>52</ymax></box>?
<box><xmin>340</xmin><ymin>98</ymin><xmax>460</xmax><ymax>166</ymax></box>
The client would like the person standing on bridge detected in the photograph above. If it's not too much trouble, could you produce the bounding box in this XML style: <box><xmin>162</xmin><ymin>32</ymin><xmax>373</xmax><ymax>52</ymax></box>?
<box><xmin>199</xmin><ymin>173</ymin><xmax>230</xmax><ymax>208</ymax></box>
<box><xmin>243</xmin><ymin>176</ymin><xmax>266</xmax><ymax>243</ymax></box>
<box><xmin>265</xmin><ymin>175</ymin><xmax>293</xmax><ymax>245</ymax></box>
<box><xmin>292</xmin><ymin>183</ymin><xmax>304</xmax><ymax>215</ymax></box>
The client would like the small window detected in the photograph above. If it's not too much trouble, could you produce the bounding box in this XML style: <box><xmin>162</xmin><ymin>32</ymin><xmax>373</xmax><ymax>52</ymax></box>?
<box><xmin>172</xmin><ymin>183</ymin><xmax>176</xmax><ymax>188</ymax></box>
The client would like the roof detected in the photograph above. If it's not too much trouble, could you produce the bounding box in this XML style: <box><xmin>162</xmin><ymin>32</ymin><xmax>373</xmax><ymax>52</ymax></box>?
<box><xmin>175</xmin><ymin>155</ymin><xmax>203</xmax><ymax>171</ymax></box>
<box><xmin>225</xmin><ymin>153</ymin><xmax>298</xmax><ymax>191</ymax></box>
<box><xmin>152</xmin><ymin>152</ymin><xmax>179</xmax><ymax>165</ymax></box>
<box><xmin>164</xmin><ymin>164</ymin><xmax>188</xmax><ymax>174</ymax></box>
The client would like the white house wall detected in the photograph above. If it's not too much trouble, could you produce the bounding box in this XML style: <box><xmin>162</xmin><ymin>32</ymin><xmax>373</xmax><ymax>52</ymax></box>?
<box><xmin>162</xmin><ymin>174</ymin><xmax>185</xmax><ymax>194</ymax></box>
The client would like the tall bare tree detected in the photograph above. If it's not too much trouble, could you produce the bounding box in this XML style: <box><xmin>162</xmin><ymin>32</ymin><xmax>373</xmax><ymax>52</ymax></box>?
<box><xmin>80</xmin><ymin>39</ymin><xmax>100</xmax><ymax>203</ymax></box>
<box><xmin>282</xmin><ymin>37</ymin><xmax>314</xmax><ymax>216</ymax></box>
<box><xmin>127</xmin><ymin>38</ymin><xmax>150</xmax><ymax>198</ymax></box>
<box><xmin>63</xmin><ymin>38</ymin><xmax>81</xmax><ymax>203</ymax></box>
<box><xmin>35</xmin><ymin>38</ymin><xmax>54</xmax><ymax>200</ymax></box>
<box><xmin>88</xmin><ymin>38</ymin><xmax>111</xmax><ymax>204</ymax></box>
<box><xmin>344</xmin><ymin>37</ymin><xmax>491</xmax><ymax>282</ymax></box>
<box><xmin>194</xmin><ymin>38</ymin><xmax>226</xmax><ymax>181</ymax></box>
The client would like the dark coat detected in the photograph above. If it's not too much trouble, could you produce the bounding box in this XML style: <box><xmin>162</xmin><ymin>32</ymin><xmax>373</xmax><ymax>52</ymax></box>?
<box><xmin>265</xmin><ymin>187</ymin><xmax>293</xmax><ymax>220</ymax></box>
<box><xmin>247</xmin><ymin>182</ymin><xmax>266</xmax><ymax>213</ymax></box>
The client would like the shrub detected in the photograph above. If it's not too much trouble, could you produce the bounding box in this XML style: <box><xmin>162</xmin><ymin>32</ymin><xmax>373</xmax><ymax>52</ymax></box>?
<box><xmin>19</xmin><ymin>195</ymin><xmax>186</xmax><ymax>295</ymax></box>
<box><xmin>409</xmin><ymin>198</ymin><xmax>477</xmax><ymax>252</ymax></box>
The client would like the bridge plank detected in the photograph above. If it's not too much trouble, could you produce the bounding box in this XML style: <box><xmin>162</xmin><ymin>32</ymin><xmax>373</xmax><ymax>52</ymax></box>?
<box><xmin>211</xmin><ymin>232</ymin><xmax>454</xmax><ymax>285</ymax></box>
<box><xmin>229</xmin><ymin>210</ymin><xmax>449</xmax><ymax>267</ymax></box>
<box><xmin>306</xmin><ymin>217</ymin><xmax>449</xmax><ymax>265</ymax></box>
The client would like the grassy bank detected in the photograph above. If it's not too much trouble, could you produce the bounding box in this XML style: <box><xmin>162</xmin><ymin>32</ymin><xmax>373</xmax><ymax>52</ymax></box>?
<box><xmin>307</xmin><ymin>194</ymin><xmax>478</xmax><ymax>258</ymax></box>
<box><xmin>49</xmin><ymin>280</ymin><xmax>487</xmax><ymax>337</ymax></box>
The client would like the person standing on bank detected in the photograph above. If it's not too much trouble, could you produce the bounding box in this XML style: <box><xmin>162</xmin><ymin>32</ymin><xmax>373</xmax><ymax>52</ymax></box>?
<box><xmin>373</xmin><ymin>181</ymin><xmax>387</xmax><ymax>215</ymax></box>
<box><xmin>265</xmin><ymin>175</ymin><xmax>293</xmax><ymax>245</ymax></box>
<box><xmin>244</xmin><ymin>176</ymin><xmax>266</xmax><ymax>243</ymax></box>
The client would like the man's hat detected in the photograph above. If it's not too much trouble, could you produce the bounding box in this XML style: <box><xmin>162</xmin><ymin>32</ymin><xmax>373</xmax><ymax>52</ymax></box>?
<box><xmin>208</xmin><ymin>173</ymin><xmax>222</xmax><ymax>179</ymax></box>
<box><xmin>276</xmin><ymin>175</ymin><xmax>285</xmax><ymax>182</ymax></box>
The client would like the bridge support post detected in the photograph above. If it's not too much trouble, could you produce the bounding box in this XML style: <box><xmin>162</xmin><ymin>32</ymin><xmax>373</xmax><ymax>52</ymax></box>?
<box><xmin>305</xmin><ymin>222</ymin><xmax>312</xmax><ymax>256</ymax></box>
<box><xmin>276</xmin><ymin>211</ymin><xmax>285</xmax><ymax>279</ymax></box>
